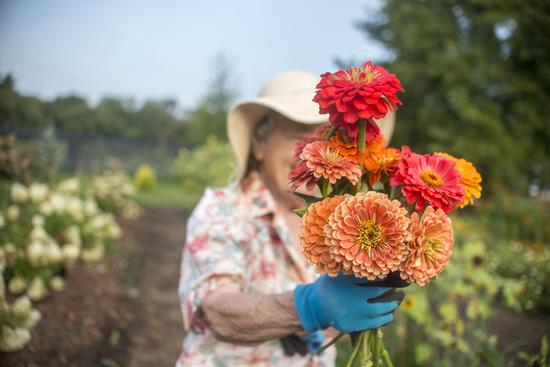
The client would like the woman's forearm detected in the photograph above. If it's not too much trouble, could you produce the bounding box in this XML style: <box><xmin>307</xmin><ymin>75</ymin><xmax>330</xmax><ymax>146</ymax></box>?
<box><xmin>201</xmin><ymin>284</ymin><xmax>304</xmax><ymax>345</ymax></box>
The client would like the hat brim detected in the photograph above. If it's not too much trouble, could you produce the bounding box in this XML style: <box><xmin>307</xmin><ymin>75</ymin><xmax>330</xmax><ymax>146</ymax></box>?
<box><xmin>228</xmin><ymin>89</ymin><xmax>328</xmax><ymax>180</ymax></box>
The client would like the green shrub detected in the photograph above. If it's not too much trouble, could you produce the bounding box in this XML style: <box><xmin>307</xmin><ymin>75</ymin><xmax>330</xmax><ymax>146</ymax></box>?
<box><xmin>172</xmin><ymin>136</ymin><xmax>235</xmax><ymax>206</ymax></box>
<box><xmin>134</xmin><ymin>164</ymin><xmax>157</xmax><ymax>191</ymax></box>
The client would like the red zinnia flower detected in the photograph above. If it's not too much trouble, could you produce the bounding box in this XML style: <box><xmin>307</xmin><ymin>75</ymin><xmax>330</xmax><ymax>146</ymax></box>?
<box><xmin>313</xmin><ymin>61</ymin><xmax>403</xmax><ymax>137</ymax></box>
<box><xmin>389</xmin><ymin>153</ymin><xmax>465</xmax><ymax>214</ymax></box>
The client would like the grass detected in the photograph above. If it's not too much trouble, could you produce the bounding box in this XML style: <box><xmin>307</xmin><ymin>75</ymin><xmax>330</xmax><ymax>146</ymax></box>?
<box><xmin>134</xmin><ymin>177</ymin><xmax>198</xmax><ymax>210</ymax></box>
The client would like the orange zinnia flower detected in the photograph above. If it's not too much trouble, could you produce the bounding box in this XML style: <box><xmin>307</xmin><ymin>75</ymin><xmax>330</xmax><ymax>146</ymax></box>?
<box><xmin>300</xmin><ymin>195</ymin><xmax>347</xmax><ymax>276</ymax></box>
<box><xmin>325</xmin><ymin>191</ymin><xmax>411</xmax><ymax>279</ymax></box>
<box><xmin>435</xmin><ymin>152</ymin><xmax>482</xmax><ymax>208</ymax></box>
<box><xmin>363</xmin><ymin>147</ymin><xmax>402</xmax><ymax>185</ymax></box>
<box><xmin>400</xmin><ymin>206</ymin><xmax>454</xmax><ymax>286</ymax></box>
<box><xmin>329</xmin><ymin>130</ymin><xmax>387</xmax><ymax>163</ymax></box>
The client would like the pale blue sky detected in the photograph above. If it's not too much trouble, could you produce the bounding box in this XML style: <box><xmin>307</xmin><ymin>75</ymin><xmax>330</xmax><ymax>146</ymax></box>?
<box><xmin>0</xmin><ymin>0</ymin><xmax>386</xmax><ymax>109</ymax></box>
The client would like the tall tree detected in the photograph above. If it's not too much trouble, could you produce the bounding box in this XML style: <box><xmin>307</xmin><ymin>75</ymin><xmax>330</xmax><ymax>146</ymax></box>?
<box><xmin>357</xmin><ymin>0</ymin><xmax>550</xmax><ymax>195</ymax></box>
<box><xmin>186</xmin><ymin>54</ymin><xmax>239</xmax><ymax>144</ymax></box>
<box><xmin>0</xmin><ymin>74</ymin><xmax>46</xmax><ymax>129</ymax></box>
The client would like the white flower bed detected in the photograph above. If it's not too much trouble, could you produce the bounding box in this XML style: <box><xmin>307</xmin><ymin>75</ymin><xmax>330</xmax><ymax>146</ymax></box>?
<box><xmin>0</xmin><ymin>172</ymin><xmax>140</xmax><ymax>351</ymax></box>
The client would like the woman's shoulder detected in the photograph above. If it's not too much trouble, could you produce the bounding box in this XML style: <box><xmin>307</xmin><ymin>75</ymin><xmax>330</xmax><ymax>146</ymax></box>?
<box><xmin>187</xmin><ymin>183</ymin><xmax>251</xmax><ymax>230</ymax></box>
<box><xmin>190</xmin><ymin>183</ymin><xmax>235</xmax><ymax>214</ymax></box>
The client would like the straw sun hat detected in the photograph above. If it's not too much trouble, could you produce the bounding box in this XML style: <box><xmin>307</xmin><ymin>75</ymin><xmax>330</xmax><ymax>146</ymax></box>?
<box><xmin>227</xmin><ymin>70</ymin><xmax>396</xmax><ymax>179</ymax></box>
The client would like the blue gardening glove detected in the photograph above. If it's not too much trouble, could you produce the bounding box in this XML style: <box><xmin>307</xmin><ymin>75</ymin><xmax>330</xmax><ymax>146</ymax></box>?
<box><xmin>294</xmin><ymin>272</ymin><xmax>406</xmax><ymax>333</ymax></box>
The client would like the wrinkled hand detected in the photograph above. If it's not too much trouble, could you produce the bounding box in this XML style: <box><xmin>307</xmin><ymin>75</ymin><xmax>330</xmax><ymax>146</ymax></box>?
<box><xmin>293</xmin><ymin>272</ymin><xmax>407</xmax><ymax>333</ymax></box>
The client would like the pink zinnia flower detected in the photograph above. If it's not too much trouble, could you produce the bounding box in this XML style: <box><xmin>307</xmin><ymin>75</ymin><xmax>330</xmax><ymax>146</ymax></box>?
<box><xmin>389</xmin><ymin>153</ymin><xmax>465</xmax><ymax>214</ymax></box>
<box><xmin>288</xmin><ymin>161</ymin><xmax>317</xmax><ymax>191</ymax></box>
<box><xmin>400</xmin><ymin>206</ymin><xmax>454</xmax><ymax>286</ymax></box>
<box><xmin>289</xmin><ymin>141</ymin><xmax>361</xmax><ymax>191</ymax></box>
<box><xmin>325</xmin><ymin>191</ymin><xmax>411</xmax><ymax>280</ymax></box>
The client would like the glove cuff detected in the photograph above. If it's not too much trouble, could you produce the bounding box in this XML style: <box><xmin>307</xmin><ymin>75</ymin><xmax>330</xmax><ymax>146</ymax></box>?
<box><xmin>299</xmin><ymin>331</ymin><xmax>325</xmax><ymax>354</ymax></box>
<box><xmin>293</xmin><ymin>284</ymin><xmax>320</xmax><ymax>333</ymax></box>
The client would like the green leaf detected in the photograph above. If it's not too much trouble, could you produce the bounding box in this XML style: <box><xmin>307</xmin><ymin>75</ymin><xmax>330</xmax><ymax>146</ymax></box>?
<box><xmin>541</xmin><ymin>335</ymin><xmax>548</xmax><ymax>359</ymax></box>
<box><xmin>100</xmin><ymin>358</ymin><xmax>119</xmax><ymax>367</ymax></box>
<box><xmin>293</xmin><ymin>208</ymin><xmax>307</xmax><ymax>217</ymax></box>
<box><xmin>292</xmin><ymin>192</ymin><xmax>322</xmax><ymax>204</ymax></box>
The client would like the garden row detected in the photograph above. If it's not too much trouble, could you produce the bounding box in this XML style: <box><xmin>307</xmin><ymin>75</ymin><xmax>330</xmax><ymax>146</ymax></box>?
<box><xmin>0</xmin><ymin>169</ymin><xmax>140</xmax><ymax>352</ymax></box>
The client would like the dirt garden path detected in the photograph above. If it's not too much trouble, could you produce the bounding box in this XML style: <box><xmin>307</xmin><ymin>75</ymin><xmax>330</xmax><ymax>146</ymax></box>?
<box><xmin>119</xmin><ymin>207</ymin><xmax>186</xmax><ymax>367</ymax></box>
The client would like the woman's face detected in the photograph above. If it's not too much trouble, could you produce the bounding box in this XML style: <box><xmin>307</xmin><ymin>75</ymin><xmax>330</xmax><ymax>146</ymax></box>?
<box><xmin>253</xmin><ymin>115</ymin><xmax>320</xmax><ymax>209</ymax></box>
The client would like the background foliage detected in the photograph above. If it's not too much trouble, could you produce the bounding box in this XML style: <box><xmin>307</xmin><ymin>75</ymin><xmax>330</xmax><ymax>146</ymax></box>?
<box><xmin>355</xmin><ymin>0</ymin><xmax>550</xmax><ymax>197</ymax></box>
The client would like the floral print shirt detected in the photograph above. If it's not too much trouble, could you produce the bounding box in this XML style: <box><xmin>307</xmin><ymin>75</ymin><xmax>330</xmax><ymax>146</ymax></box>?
<box><xmin>177</xmin><ymin>173</ymin><xmax>336</xmax><ymax>366</ymax></box>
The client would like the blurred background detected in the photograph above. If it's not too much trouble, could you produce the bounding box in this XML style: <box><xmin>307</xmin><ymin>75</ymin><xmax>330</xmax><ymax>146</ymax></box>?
<box><xmin>0</xmin><ymin>1</ymin><xmax>549</xmax><ymax>366</ymax></box>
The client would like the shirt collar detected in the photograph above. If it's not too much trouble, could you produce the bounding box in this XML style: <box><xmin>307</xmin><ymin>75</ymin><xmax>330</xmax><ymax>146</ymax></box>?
<box><xmin>238</xmin><ymin>171</ymin><xmax>277</xmax><ymax>219</ymax></box>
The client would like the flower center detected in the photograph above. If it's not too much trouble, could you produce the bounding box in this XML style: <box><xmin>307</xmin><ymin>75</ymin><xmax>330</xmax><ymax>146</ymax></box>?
<box><xmin>421</xmin><ymin>170</ymin><xmax>443</xmax><ymax>188</ymax></box>
<box><xmin>346</xmin><ymin>65</ymin><xmax>381</xmax><ymax>84</ymax></box>
<box><xmin>356</xmin><ymin>220</ymin><xmax>384</xmax><ymax>250</ymax></box>
<box><xmin>424</xmin><ymin>238</ymin><xmax>442</xmax><ymax>259</ymax></box>
<box><xmin>321</xmin><ymin>148</ymin><xmax>343</xmax><ymax>163</ymax></box>
<box><xmin>412</xmin><ymin>238</ymin><xmax>443</xmax><ymax>268</ymax></box>
<box><xmin>377</xmin><ymin>154</ymin><xmax>399</xmax><ymax>167</ymax></box>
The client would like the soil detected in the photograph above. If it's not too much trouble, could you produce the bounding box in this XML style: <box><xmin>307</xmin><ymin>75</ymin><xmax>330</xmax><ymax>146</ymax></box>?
<box><xmin>488</xmin><ymin>306</ymin><xmax>550</xmax><ymax>365</ymax></box>
<box><xmin>0</xmin><ymin>207</ymin><xmax>187</xmax><ymax>367</ymax></box>
<box><xmin>1</xmin><ymin>206</ymin><xmax>548</xmax><ymax>367</ymax></box>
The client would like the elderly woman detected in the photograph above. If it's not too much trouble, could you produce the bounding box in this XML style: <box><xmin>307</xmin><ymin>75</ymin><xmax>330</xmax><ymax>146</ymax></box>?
<box><xmin>177</xmin><ymin>71</ymin><xmax>403</xmax><ymax>366</ymax></box>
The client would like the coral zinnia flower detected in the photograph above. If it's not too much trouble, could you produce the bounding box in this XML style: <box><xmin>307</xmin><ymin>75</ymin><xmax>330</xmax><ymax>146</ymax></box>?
<box><xmin>289</xmin><ymin>141</ymin><xmax>362</xmax><ymax>191</ymax></box>
<box><xmin>313</xmin><ymin>61</ymin><xmax>403</xmax><ymax>137</ymax></box>
<box><xmin>325</xmin><ymin>191</ymin><xmax>411</xmax><ymax>280</ymax></box>
<box><xmin>435</xmin><ymin>152</ymin><xmax>482</xmax><ymax>208</ymax></box>
<box><xmin>400</xmin><ymin>206</ymin><xmax>454</xmax><ymax>286</ymax></box>
<box><xmin>300</xmin><ymin>195</ymin><xmax>347</xmax><ymax>276</ymax></box>
<box><xmin>363</xmin><ymin>147</ymin><xmax>402</xmax><ymax>186</ymax></box>
<box><xmin>389</xmin><ymin>153</ymin><xmax>465</xmax><ymax>214</ymax></box>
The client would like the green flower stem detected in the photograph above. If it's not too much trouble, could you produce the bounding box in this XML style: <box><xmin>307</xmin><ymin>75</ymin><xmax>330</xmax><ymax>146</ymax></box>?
<box><xmin>389</xmin><ymin>185</ymin><xmax>397</xmax><ymax>200</ymax></box>
<box><xmin>357</xmin><ymin>119</ymin><xmax>367</xmax><ymax>153</ymax></box>
<box><xmin>383</xmin><ymin>182</ymin><xmax>391</xmax><ymax>197</ymax></box>
<box><xmin>362</xmin><ymin>330</ymin><xmax>370</xmax><ymax>363</ymax></box>
<box><xmin>321</xmin><ymin>179</ymin><xmax>329</xmax><ymax>198</ymax></box>
<box><xmin>372</xmin><ymin>328</ymin><xmax>380</xmax><ymax>367</ymax></box>
<box><xmin>327</xmin><ymin>125</ymin><xmax>339</xmax><ymax>140</ymax></box>
<box><xmin>365</xmin><ymin>178</ymin><xmax>373</xmax><ymax>192</ymax></box>
<box><xmin>380</xmin><ymin>339</ymin><xmax>394</xmax><ymax>367</ymax></box>
<box><xmin>317</xmin><ymin>332</ymin><xmax>345</xmax><ymax>354</ymax></box>
<box><xmin>356</xmin><ymin>119</ymin><xmax>367</xmax><ymax>194</ymax></box>
<box><xmin>346</xmin><ymin>332</ymin><xmax>365</xmax><ymax>367</ymax></box>
<box><xmin>356</xmin><ymin>178</ymin><xmax>363</xmax><ymax>193</ymax></box>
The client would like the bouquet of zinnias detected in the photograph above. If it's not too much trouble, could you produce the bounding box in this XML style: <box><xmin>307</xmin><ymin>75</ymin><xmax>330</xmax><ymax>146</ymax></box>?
<box><xmin>289</xmin><ymin>61</ymin><xmax>482</xmax><ymax>366</ymax></box>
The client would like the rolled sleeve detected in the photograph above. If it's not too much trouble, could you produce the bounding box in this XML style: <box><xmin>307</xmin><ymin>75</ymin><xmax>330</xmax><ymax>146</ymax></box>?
<box><xmin>179</xmin><ymin>220</ymin><xmax>246</xmax><ymax>333</ymax></box>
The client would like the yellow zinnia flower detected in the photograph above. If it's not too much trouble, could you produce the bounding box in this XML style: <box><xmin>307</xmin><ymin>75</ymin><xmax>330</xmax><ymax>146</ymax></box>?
<box><xmin>435</xmin><ymin>152</ymin><xmax>482</xmax><ymax>208</ymax></box>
